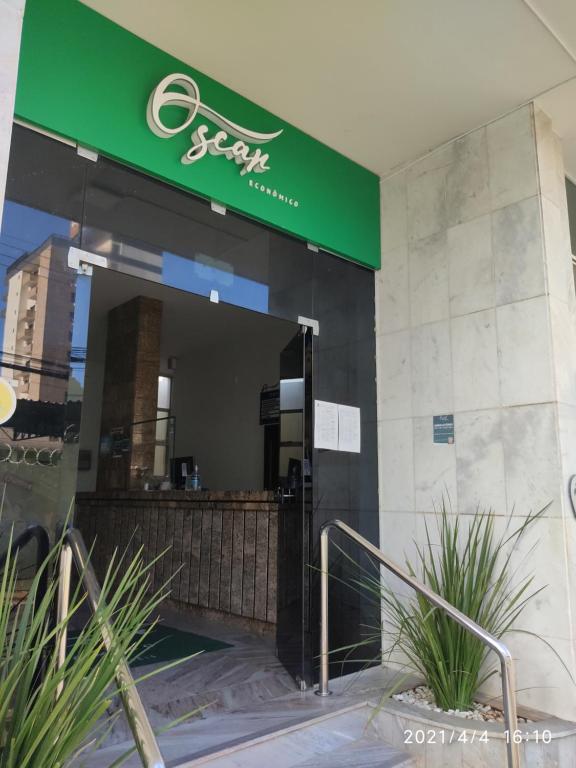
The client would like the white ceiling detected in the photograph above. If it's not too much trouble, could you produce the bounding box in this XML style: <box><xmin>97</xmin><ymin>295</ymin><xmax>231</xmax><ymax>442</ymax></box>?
<box><xmin>82</xmin><ymin>0</ymin><xmax>576</xmax><ymax>178</ymax></box>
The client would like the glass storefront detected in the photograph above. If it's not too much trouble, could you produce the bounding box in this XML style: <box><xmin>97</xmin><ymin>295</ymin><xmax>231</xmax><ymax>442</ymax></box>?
<box><xmin>0</xmin><ymin>130</ymin><xmax>85</xmax><ymax>535</ymax></box>
<box><xmin>0</xmin><ymin>123</ymin><xmax>378</xmax><ymax>682</ymax></box>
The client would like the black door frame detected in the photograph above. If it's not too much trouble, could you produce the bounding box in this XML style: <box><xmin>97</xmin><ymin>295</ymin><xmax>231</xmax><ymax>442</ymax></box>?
<box><xmin>275</xmin><ymin>324</ymin><xmax>314</xmax><ymax>688</ymax></box>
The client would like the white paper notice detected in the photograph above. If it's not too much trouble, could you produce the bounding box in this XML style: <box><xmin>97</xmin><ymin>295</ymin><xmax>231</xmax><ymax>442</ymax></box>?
<box><xmin>338</xmin><ymin>405</ymin><xmax>361</xmax><ymax>453</ymax></box>
<box><xmin>314</xmin><ymin>400</ymin><xmax>339</xmax><ymax>450</ymax></box>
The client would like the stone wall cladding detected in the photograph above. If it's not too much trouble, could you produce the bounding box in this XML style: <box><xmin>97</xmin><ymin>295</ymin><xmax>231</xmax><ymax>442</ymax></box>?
<box><xmin>376</xmin><ymin>103</ymin><xmax>576</xmax><ymax>719</ymax></box>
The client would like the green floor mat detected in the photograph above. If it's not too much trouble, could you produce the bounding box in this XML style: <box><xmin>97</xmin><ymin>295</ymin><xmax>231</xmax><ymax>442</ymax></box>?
<box><xmin>68</xmin><ymin>624</ymin><xmax>232</xmax><ymax>668</ymax></box>
<box><xmin>131</xmin><ymin>624</ymin><xmax>232</xmax><ymax>667</ymax></box>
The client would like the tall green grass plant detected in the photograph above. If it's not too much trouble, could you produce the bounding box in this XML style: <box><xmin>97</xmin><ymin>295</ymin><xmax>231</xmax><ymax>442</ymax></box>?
<box><xmin>352</xmin><ymin>503</ymin><xmax>547</xmax><ymax>711</ymax></box>
<box><xmin>0</xmin><ymin>528</ymin><xmax>194</xmax><ymax>767</ymax></box>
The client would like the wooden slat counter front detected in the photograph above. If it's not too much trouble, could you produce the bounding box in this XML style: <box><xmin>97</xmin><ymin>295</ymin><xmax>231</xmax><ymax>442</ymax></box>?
<box><xmin>75</xmin><ymin>491</ymin><xmax>278</xmax><ymax>626</ymax></box>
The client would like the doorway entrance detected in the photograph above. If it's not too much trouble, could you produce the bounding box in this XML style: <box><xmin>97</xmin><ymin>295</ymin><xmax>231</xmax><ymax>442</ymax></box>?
<box><xmin>74</xmin><ymin>267</ymin><xmax>314</xmax><ymax>685</ymax></box>
<box><xmin>1</xmin><ymin>123</ymin><xmax>379</xmax><ymax>698</ymax></box>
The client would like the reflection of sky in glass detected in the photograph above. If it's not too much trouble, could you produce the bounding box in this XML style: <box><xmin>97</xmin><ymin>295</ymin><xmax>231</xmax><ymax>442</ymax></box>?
<box><xmin>0</xmin><ymin>200</ymin><xmax>71</xmax><ymax>257</ymax></box>
<box><xmin>70</xmin><ymin>275</ymin><xmax>91</xmax><ymax>388</ymax></box>
<box><xmin>0</xmin><ymin>202</ymin><xmax>270</xmax><ymax>390</ymax></box>
<box><xmin>162</xmin><ymin>252</ymin><xmax>269</xmax><ymax>314</ymax></box>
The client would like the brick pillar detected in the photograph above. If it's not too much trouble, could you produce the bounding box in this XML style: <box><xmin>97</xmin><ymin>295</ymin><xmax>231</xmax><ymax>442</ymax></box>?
<box><xmin>97</xmin><ymin>296</ymin><xmax>162</xmax><ymax>490</ymax></box>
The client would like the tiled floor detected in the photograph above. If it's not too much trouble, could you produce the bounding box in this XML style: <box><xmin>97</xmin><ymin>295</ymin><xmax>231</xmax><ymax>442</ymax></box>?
<box><xmin>81</xmin><ymin>609</ymin><xmax>414</xmax><ymax>768</ymax></box>
<box><xmin>96</xmin><ymin>608</ymin><xmax>296</xmax><ymax>745</ymax></box>
<box><xmin>147</xmin><ymin>612</ymin><xmax>293</xmax><ymax>708</ymax></box>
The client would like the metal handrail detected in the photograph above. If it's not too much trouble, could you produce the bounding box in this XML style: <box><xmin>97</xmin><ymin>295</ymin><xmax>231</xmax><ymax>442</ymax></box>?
<box><xmin>316</xmin><ymin>519</ymin><xmax>520</xmax><ymax>768</ymax></box>
<box><xmin>1</xmin><ymin>523</ymin><xmax>51</xmax><ymax>688</ymax></box>
<box><xmin>0</xmin><ymin>524</ymin><xmax>50</xmax><ymax>613</ymax></box>
<box><xmin>56</xmin><ymin>526</ymin><xmax>165</xmax><ymax>768</ymax></box>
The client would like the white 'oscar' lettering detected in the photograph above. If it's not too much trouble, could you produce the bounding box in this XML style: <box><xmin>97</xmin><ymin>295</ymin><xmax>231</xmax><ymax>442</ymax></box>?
<box><xmin>147</xmin><ymin>73</ymin><xmax>282</xmax><ymax>176</ymax></box>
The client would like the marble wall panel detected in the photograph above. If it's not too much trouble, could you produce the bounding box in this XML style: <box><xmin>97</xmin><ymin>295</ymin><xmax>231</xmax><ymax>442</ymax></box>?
<box><xmin>503</xmin><ymin>515</ymin><xmax>573</xmax><ymax>640</ymax></box>
<box><xmin>410</xmin><ymin>320</ymin><xmax>453</xmax><ymax>417</ymax></box>
<box><xmin>378</xmin><ymin>419</ymin><xmax>414</xmax><ymax>512</ymax></box>
<box><xmin>380</xmin><ymin>170</ymin><xmax>407</xmax><ymax>254</ymax></box>
<box><xmin>493</xmin><ymin>195</ymin><xmax>545</xmax><ymax>305</ymax></box>
<box><xmin>376</xmin><ymin>245</ymin><xmax>410</xmax><ymax>334</ymax></box>
<box><xmin>487</xmin><ymin>104</ymin><xmax>538</xmax><ymax>210</ymax></box>
<box><xmin>549</xmin><ymin>296</ymin><xmax>576</xmax><ymax>407</ymax></box>
<box><xmin>510</xmin><ymin>632</ymin><xmax>576</xmax><ymax>718</ymax></box>
<box><xmin>447</xmin><ymin>213</ymin><xmax>494</xmax><ymax>317</ymax></box>
<box><xmin>501</xmin><ymin>403</ymin><xmax>562</xmax><ymax>517</ymax></box>
<box><xmin>454</xmin><ymin>409</ymin><xmax>506</xmax><ymax>515</ymax></box>
<box><xmin>451</xmin><ymin>309</ymin><xmax>499</xmax><ymax>412</ymax></box>
<box><xmin>541</xmin><ymin>195</ymin><xmax>576</xmax><ymax>308</ymax></box>
<box><xmin>407</xmin><ymin>164</ymin><xmax>448</xmax><ymax>243</ymax></box>
<box><xmin>557</xmin><ymin>404</ymin><xmax>576</xmax><ymax>501</ymax></box>
<box><xmin>497</xmin><ymin>296</ymin><xmax>555</xmax><ymax>407</ymax></box>
<box><xmin>376</xmin><ymin>330</ymin><xmax>412</xmax><ymax>420</ymax></box>
<box><xmin>378</xmin><ymin>510</ymin><xmax>419</xmax><ymax>570</ymax></box>
<box><xmin>445</xmin><ymin>127</ymin><xmax>491</xmax><ymax>227</ymax></box>
<box><xmin>535</xmin><ymin>108</ymin><xmax>568</xmax><ymax>211</ymax></box>
<box><xmin>408</xmin><ymin>231</ymin><xmax>449</xmax><ymax>326</ymax></box>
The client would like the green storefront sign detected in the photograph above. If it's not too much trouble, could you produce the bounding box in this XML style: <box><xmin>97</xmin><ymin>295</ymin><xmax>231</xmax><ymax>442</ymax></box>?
<box><xmin>15</xmin><ymin>0</ymin><xmax>381</xmax><ymax>269</ymax></box>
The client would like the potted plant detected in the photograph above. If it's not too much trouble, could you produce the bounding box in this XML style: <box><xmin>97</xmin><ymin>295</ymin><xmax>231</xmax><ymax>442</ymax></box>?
<box><xmin>0</xmin><ymin>526</ymin><xmax>195</xmax><ymax>767</ymax></box>
<box><xmin>342</xmin><ymin>503</ymin><xmax>576</xmax><ymax>767</ymax></box>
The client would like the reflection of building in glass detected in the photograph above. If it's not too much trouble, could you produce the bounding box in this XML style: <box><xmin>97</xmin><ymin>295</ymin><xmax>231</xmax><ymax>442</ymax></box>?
<box><xmin>2</xmin><ymin>230</ymin><xmax>77</xmax><ymax>404</ymax></box>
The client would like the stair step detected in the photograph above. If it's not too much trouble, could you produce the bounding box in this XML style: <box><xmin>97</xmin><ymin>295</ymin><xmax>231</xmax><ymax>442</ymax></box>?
<box><xmin>82</xmin><ymin>666</ymin><xmax>416</xmax><ymax>768</ymax></box>
<box><xmin>173</xmin><ymin>703</ymin><xmax>413</xmax><ymax>768</ymax></box>
<box><xmin>83</xmin><ymin>701</ymin><xmax>342</xmax><ymax>766</ymax></box>
<box><xmin>296</xmin><ymin>737</ymin><xmax>414</xmax><ymax>768</ymax></box>
<box><xmin>175</xmin><ymin>701</ymin><xmax>367</xmax><ymax>766</ymax></box>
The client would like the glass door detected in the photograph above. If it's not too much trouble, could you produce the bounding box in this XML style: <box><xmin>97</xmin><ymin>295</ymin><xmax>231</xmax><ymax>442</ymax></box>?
<box><xmin>276</xmin><ymin>325</ymin><xmax>313</xmax><ymax>688</ymax></box>
<box><xmin>0</xmin><ymin>126</ymin><xmax>89</xmax><ymax>540</ymax></box>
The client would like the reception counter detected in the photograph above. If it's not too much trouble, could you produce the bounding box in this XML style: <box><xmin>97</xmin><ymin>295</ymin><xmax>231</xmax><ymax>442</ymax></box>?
<box><xmin>75</xmin><ymin>490</ymin><xmax>278</xmax><ymax>627</ymax></box>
